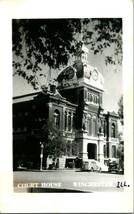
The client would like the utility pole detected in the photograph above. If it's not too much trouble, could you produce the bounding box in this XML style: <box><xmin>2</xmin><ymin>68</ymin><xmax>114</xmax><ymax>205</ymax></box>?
<box><xmin>40</xmin><ymin>142</ymin><xmax>44</xmax><ymax>171</ymax></box>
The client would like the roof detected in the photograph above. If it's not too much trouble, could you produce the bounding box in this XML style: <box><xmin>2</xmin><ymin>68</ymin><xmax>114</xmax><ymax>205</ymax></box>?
<box><xmin>13</xmin><ymin>91</ymin><xmax>41</xmax><ymax>103</ymax></box>
<box><xmin>107</xmin><ymin>111</ymin><xmax>119</xmax><ymax>118</ymax></box>
<box><xmin>13</xmin><ymin>89</ymin><xmax>77</xmax><ymax>108</ymax></box>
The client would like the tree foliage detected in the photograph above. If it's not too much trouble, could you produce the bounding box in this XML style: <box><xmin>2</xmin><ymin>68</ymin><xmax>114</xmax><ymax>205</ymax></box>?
<box><xmin>117</xmin><ymin>95</ymin><xmax>124</xmax><ymax>171</ymax></box>
<box><xmin>41</xmin><ymin>121</ymin><xmax>66</xmax><ymax>160</ymax></box>
<box><xmin>12</xmin><ymin>18</ymin><xmax>122</xmax><ymax>89</ymax></box>
<box><xmin>117</xmin><ymin>141</ymin><xmax>124</xmax><ymax>171</ymax></box>
<box><xmin>39</xmin><ymin>119</ymin><xmax>79</xmax><ymax>167</ymax></box>
<box><xmin>117</xmin><ymin>142</ymin><xmax>124</xmax><ymax>158</ymax></box>
<box><xmin>118</xmin><ymin>95</ymin><xmax>124</xmax><ymax>125</ymax></box>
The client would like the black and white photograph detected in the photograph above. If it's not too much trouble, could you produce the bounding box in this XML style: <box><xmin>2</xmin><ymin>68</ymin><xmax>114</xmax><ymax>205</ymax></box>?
<box><xmin>0</xmin><ymin>0</ymin><xmax>133</xmax><ymax>213</ymax></box>
<box><xmin>12</xmin><ymin>18</ymin><xmax>124</xmax><ymax>193</ymax></box>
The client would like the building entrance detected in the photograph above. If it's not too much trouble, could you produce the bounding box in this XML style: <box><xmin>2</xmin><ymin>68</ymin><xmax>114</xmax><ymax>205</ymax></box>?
<box><xmin>87</xmin><ymin>143</ymin><xmax>97</xmax><ymax>159</ymax></box>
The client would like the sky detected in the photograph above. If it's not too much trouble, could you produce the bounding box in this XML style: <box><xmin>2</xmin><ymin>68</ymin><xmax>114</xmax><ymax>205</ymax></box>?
<box><xmin>13</xmin><ymin>43</ymin><xmax>122</xmax><ymax>114</ymax></box>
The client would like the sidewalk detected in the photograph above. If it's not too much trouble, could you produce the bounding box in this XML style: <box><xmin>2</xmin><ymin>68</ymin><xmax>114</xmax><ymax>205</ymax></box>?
<box><xmin>15</xmin><ymin>167</ymin><xmax>80</xmax><ymax>172</ymax></box>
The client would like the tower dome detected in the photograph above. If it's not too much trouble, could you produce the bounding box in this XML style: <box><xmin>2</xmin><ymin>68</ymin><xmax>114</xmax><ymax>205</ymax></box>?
<box><xmin>57</xmin><ymin>43</ymin><xmax>104</xmax><ymax>91</ymax></box>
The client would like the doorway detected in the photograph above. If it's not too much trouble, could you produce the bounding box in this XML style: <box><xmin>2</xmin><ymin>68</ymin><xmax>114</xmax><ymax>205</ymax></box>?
<box><xmin>87</xmin><ymin>143</ymin><xmax>97</xmax><ymax>159</ymax></box>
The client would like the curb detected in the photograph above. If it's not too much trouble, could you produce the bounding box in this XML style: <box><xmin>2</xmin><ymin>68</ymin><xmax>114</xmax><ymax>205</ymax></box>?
<box><xmin>14</xmin><ymin>168</ymin><xmax>80</xmax><ymax>172</ymax></box>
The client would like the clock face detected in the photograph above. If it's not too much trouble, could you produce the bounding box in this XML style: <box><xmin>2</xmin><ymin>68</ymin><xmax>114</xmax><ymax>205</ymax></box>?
<box><xmin>92</xmin><ymin>69</ymin><xmax>98</xmax><ymax>81</ymax></box>
<box><xmin>57</xmin><ymin>67</ymin><xmax>74</xmax><ymax>82</ymax></box>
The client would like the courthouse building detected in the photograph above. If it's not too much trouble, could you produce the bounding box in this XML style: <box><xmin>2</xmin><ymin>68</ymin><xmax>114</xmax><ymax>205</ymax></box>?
<box><xmin>13</xmin><ymin>43</ymin><xmax>119</xmax><ymax>169</ymax></box>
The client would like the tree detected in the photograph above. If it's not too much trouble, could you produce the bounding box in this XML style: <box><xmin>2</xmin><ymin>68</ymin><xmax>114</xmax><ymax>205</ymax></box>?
<box><xmin>39</xmin><ymin>119</ymin><xmax>79</xmax><ymax>169</ymax></box>
<box><xmin>13</xmin><ymin>18</ymin><xmax>122</xmax><ymax>90</ymax></box>
<box><xmin>118</xmin><ymin>95</ymin><xmax>124</xmax><ymax>125</ymax></box>
<box><xmin>41</xmin><ymin>120</ymin><xmax>66</xmax><ymax>168</ymax></box>
<box><xmin>117</xmin><ymin>95</ymin><xmax>124</xmax><ymax>171</ymax></box>
<box><xmin>117</xmin><ymin>141</ymin><xmax>124</xmax><ymax>171</ymax></box>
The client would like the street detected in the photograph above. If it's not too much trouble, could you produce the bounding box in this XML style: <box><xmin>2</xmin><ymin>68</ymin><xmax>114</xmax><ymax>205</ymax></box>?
<box><xmin>14</xmin><ymin>170</ymin><xmax>125</xmax><ymax>193</ymax></box>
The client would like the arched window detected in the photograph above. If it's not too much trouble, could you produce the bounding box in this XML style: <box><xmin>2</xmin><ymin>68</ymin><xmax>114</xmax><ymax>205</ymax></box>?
<box><xmin>112</xmin><ymin>145</ymin><xmax>116</xmax><ymax>158</ymax></box>
<box><xmin>111</xmin><ymin>123</ymin><xmax>116</xmax><ymax>138</ymax></box>
<box><xmin>54</xmin><ymin>110</ymin><xmax>60</xmax><ymax>129</ymax></box>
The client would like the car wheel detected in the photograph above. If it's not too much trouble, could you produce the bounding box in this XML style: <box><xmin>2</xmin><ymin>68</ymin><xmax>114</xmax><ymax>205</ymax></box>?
<box><xmin>99</xmin><ymin>167</ymin><xmax>102</xmax><ymax>173</ymax></box>
<box><xmin>91</xmin><ymin>167</ymin><xmax>94</xmax><ymax>172</ymax></box>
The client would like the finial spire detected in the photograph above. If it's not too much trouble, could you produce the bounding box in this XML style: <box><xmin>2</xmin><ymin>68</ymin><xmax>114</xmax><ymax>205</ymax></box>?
<box><xmin>75</xmin><ymin>41</ymin><xmax>89</xmax><ymax>63</ymax></box>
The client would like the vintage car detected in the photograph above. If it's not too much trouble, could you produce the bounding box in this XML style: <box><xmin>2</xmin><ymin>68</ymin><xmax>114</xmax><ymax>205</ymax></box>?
<box><xmin>108</xmin><ymin>161</ymin><xmax>119</xmax><ymax>173</ymax></box>
<box><xmin>81</xmin><ymin>159</ymin><xmax>108</xmax><ymax>172</ymax></box>
<box><xmin>95</xmin><ymin>161</ymin><xmax>108</xmax><ymax>172</ymax></box>
<box><xmin>81</xmin><ymin>160</ymin><xmax>99</xmax><ymax>172</ymax></box>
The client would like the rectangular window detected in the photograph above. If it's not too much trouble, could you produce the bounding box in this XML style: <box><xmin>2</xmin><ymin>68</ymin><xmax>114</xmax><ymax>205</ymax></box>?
<box><xmin>65</xmin><ymin>111</ymin><xmax>67</xmax><ymax>131</ymax></box>
<box><xmin>68</xmin><ymin>112</ymin><xmax>71</xmax><ymax>131</ymax></box>
<box><xmin>54</xmin><ymin>110</ymin><xmax>60</xmax><ymax>129</ymax></box>
<box><xmin>104</xmin><ymin>121</ymin><xmax>107</xmax><ymax>137</ymax></box>
<box><xmin>88</xmin><ymin>118</ymin><xmax>92</xmax><ymax>135</ymax></box>
<box><xmin>72</xmin><ymin>113</ymin><xmax>76</xmax><ymax>130</ymax></box>
<box><xmin>93</xmin><ymin>119</ymin><xmax>97</xmax><ymax>136</ymax></box>
<box><xmin>112</xmin><ymin>145</ymin><xmax>116</xmax><ymax>158</ymax></box>
<box><xmin>103</xmin><ymin>144</ymin><xmax>107</xmax><ymax>158</ymax></box>
<box><xmin>111</xmin><ymin>123</ymin><xmax>116</xmax><ymax>138</ymax></box>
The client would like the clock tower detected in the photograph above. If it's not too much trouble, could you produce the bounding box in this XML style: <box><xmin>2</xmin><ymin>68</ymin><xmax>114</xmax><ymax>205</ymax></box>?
<box><xmin>57</xmin><ymin>42</ymin><xmax>105</xmax><ymax>163</ymax></box>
